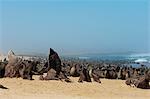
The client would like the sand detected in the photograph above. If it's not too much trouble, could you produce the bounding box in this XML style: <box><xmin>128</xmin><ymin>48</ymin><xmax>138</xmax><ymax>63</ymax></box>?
<box><xmin>0</xmin><ymin>76</ymin><xmax>150</xmax><ymax>99</ymax></box>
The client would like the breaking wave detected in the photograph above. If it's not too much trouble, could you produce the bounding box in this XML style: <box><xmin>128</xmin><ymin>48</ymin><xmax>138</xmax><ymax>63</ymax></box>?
<box><xmin>134</xmin><ymin>58</ymin><xmax>148</xmax><ymax>63</ymax></box>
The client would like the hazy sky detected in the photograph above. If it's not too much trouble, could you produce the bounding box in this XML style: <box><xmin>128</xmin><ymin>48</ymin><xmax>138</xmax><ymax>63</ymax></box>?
<box><xmin>0</xmin><ymin>0</ymin><xmax>150</xmax><ymax>55</ymax></box>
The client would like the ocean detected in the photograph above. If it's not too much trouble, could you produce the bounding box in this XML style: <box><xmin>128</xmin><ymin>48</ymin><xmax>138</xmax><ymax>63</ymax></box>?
<box><xmin>77</xmin><ymin>53</ymin><xmax>150</xmax><ymax>67</ymax></box>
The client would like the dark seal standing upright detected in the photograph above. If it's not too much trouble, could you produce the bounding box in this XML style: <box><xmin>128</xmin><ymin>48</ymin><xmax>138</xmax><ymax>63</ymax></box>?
<box><xmin>48</xmin><ymin>48</ymin><xmax>61</xmax><ymax>76</ymax></box>
<box><xmin>40</xmin><ymin>48</ymin><xmax>71</xmax><ymax>82</ymax></box>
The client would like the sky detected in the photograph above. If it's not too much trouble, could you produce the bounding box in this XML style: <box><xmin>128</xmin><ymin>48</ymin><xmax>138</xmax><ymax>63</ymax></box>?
<box><xmin>0</xmin><ymin>0</ymin><xmax>150</xmax><ymax>55</ymax></box>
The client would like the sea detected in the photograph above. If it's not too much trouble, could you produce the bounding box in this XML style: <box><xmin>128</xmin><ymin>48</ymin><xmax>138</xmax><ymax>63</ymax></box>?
<box><xmin>76</xmin><ymin>53</ymin><xmax>150</xmax><ymax>67</ymax></box>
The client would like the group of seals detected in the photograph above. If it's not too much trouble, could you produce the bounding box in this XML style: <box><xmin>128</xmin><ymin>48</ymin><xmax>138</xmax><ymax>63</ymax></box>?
<box><xmin>126</xmin><ymin>70</ymin><xmax>150</xmax><ymax>89</ymax></box>
<box><xmin>0</xmin><ymin>49</ymin><xmax>150</xmax><ymax>89</ymax></box>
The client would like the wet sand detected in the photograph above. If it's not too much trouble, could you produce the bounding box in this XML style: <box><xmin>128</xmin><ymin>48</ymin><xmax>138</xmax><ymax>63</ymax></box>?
<box><xmin>0</xmin><ymin>76</ymin><xmax>150</xmax><ymax>99</ymax></box>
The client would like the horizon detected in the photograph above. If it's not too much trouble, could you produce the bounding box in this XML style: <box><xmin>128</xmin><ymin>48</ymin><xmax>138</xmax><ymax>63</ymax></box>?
<box><xmin>1</xmin><ymin>49</ymin><xmax>150</xmax><ymax>57</ymax></box>
<box><xmin>0</xmin><ymin>0</ymin><xmax>150</xmax><ymax>55</ymax></box>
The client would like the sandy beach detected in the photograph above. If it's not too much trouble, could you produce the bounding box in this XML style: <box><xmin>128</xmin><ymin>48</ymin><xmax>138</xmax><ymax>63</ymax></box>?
<box><xmin>0</xmin><ymin>76</ymin><xmax>149</xmax><ymax>99</ymax></box>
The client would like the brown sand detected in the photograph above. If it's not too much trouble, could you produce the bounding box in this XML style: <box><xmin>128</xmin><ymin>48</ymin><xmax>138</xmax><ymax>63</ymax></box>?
<box><xmin>0</xmin><ymin>76</ymin><xmax>150</xmax><ymax>99</ymax></box>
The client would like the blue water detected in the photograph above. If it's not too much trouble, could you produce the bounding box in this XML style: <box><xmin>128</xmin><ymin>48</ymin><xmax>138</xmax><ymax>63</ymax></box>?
<box><xmin>77</xmin><ymin>53</ymin><xmax>150</xmax><ymax>67</ymax></box>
